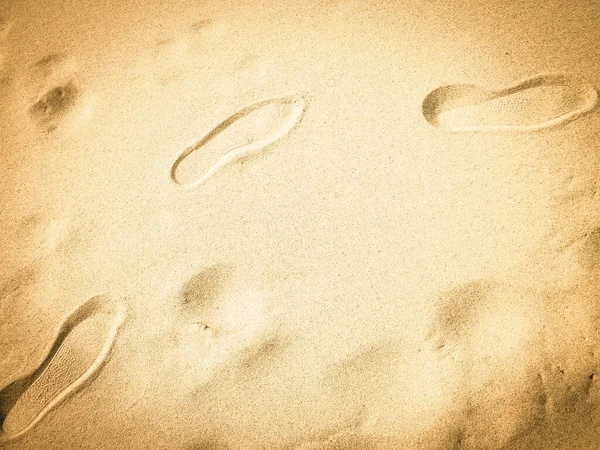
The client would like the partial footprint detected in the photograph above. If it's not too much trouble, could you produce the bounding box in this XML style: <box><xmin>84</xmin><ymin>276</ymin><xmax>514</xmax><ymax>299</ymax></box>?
<box><xmin>18</xmin><ymin>53</ymin><xmax>93</xmax><ymax>133</ymax></box>
<box><xmin>0</xmin><ymin>295</ymin><xmax>125</xmax><ymax>440</ymax></box>
<box><xmin>170</xmin><ymin>267</ymin><xmax>283</xmax><ymax>390</ymax></box>
<box><xmin>177</xmin><ymin>264</ymin><xmax>233</xmax><ymax>315</ymax></box>
<box><xmin>422</xmin><ymin>73</ymin><xmax>599</xmax><ymax>132</ymax></box>
<box><xmin>29</xmin><ymin>54</ymin><xmax>74</xmax><ymax>81</ymax></box>
<box><xmin>28</xmin><ymin>81</ymin><xmax>81</xmax><ymax>132</ymax></box>
<box><xmin>170</xmin><ymin>95</ymin><xmax>306</xmax><ymax>188</ymax></box>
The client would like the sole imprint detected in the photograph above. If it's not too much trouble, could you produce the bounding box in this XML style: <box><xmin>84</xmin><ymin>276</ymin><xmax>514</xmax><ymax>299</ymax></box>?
<box><xmin>170</xmin><ymin>95</ymin><xmax>306</xmax><ymax>188</ymax></box>
<box><xmin>422</xmin><ymin>73</ymin><xmax>599</xmax><ymax>132</ymax></box>
<box><xmin>0</xmin><ymin>295</ymin><xmax>125</xmax><ymax>440</ymax></box>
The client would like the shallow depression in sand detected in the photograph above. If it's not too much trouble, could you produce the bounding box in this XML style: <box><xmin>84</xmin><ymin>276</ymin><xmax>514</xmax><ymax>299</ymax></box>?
<box><xmin>0</xmin><ymin>296</ymin><xmax>125</xmax><ymax>440</ymax></box>
<box><xmin>422</xmin><ymin>73</ymin><xmax>599</xmax><ymax>132</ymax></box>
<box><xmin>170</xmin><ymin>95</ymin><xmax>306</xmax><ymax>188</ymax></box>
<box><xmin>28</xmin><ymin>81</ymin><xmax>80</xmax><ymax>131</ymax></box>
<box><xmin>10</xmin><ymin>53</ymin><xmax>95</xmax><ymax>134</ymax></box>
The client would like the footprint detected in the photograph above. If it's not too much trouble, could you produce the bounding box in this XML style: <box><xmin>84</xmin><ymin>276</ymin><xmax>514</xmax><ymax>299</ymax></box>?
<box><xmin>170</xmin><ymin>95</ymin><xmax>306</xmax><ymax>188</ymax></box>
<box><xmin>177</xmin><ymin>264</ymin><xmax>233</xmax><ymax>316</ymax></box>
<box><xmin>170</xmin><ymin>271</ymin><xmax>282</xmax><ymax>390</ymax></box>
<box><xmin>28</xmin><ymin>81</ymin><xmax>80</xmax><ymax>132</ymax></box>
<box><xmin>19</xmin><ymin>53</ymin><xmax>93</xmax><ymax>133</ymax></box>
<box><xmin>422</xmin><ymin>73</ymin><xmax>599</xmax><ymax>132</ymax></box>
<box><xmin>0</xmin><ymin>295</ymin><xmax>126</xmax><ymax>440</ymax></box>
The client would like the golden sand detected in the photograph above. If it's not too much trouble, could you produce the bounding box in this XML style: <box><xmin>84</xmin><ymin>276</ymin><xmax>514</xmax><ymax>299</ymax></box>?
<box><xmin>1</xmin><ymin>0</ymin><xmax>600</xmax><ymax>448</ymax></box>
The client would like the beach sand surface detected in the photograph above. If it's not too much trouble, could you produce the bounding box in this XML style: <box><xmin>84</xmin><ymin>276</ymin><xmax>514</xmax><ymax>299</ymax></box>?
<box><xmin>1</xmin><ymin>0</ymin><xmax>600</xmax><ymax>448</ymax></box>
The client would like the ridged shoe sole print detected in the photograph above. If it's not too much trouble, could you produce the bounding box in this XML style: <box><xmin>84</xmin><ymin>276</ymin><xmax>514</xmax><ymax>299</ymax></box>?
<box><xmin>171</xmin><ymin>95</ymin><xmax>306</xmax><ymax>188</ymax></box>
<box><xmin>422</xmin><ymin>73</ymin><xmax>599</xmax><ymax>132</ymax></box>
<box><xmin>0</xmin><ymin>296</ymin><xmax>126</xmax><ymax>441</ymax></box>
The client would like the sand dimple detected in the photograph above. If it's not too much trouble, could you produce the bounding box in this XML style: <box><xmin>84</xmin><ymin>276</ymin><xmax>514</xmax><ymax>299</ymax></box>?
<box><xmin>426</xmin><ymin>280</ymin><xmax>497</xmax><ymax>349</ymax></box>
<box><xmin>15</xmin><ymin>53</ymin><xmax>94</xmax><ymax>133</ymax></box>
<box><xmin>28</xmin><ymin>81</ymin><xmax>80</xmax><ymax>132</ymax></box>
<box><xmin>178</xmin><ymin>265</ymin><xmax>233</xmax><ymax>315</ymax></box>
<box><xmin>232</xmin><ymin>334</ymin><xmax>289</xmax><ymax>378</ymax></box>
<box><xmin>170</xmin><ymin>95</ymin><xmax>306</xmax><ymax>188</ymax></box>
<box><xmin>166</xmin><ymin>269</ymin><xmax>283</xmax><ymax>395</ymax></box>
<box><xmin>422</xmin><ymin>73</ymin><xmax>599</xmax><ymax>132</ymax></box>
<box><xmin>0</xmin><ymin>296</ymin><xmax>125</xmax><ymax>440</ymax></box>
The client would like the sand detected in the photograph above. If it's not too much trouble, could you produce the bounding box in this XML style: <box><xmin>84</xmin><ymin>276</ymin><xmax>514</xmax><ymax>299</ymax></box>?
<box><xmin>1</xmin><ymin>0</ymin><xmax>600</xmax><ymax>448</ymax></box>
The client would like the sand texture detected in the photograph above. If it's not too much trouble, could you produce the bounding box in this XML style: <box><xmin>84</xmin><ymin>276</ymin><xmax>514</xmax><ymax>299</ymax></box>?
<box><xmin>1</xmin><ymin>0</ymin><xmax>600</xmax><ymax>448</ymax></box>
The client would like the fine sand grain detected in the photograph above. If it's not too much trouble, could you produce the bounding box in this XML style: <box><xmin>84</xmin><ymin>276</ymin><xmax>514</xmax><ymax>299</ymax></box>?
<box><xmin>1</xmin><ymin>0</ymin><xmax>600</xmax><ymax>449</ymax></box>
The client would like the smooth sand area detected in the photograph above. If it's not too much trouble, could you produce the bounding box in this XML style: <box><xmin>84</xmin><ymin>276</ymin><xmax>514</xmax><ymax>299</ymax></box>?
<box><xmin>1</xmin><ymin>0</ymin><xmax>600</xmax><ymax>448</ymax></box>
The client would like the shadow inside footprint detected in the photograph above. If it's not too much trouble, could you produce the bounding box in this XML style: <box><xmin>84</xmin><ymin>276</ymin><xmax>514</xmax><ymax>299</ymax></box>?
<box><xmin>170</xmin><ymin>95</ymin><xmax>306</xmax><ymax>188</ymax></box>
<box><xmin>422</xmin><ymin>73</ymin><xmax>599</xmax><ymax>132</ymax></box>
<box><xmin>0</xmin><ymin>295</ymin><xmax>125</xmax><ymax>440</ymax></box>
